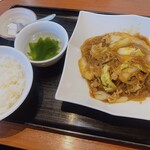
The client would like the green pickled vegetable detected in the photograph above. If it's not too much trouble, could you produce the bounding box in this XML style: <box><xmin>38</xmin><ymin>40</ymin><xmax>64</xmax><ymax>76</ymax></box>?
<box><xmin>28</xmin><ymin>37</ymin><xmax>60</xmax><ymax>61</ymax></box>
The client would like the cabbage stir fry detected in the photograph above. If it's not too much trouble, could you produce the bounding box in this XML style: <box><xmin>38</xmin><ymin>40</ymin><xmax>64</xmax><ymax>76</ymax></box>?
<box><xmin>78</xmin><ymin>32</ymin><xmax>150</xmax><ymax>103</ymax></box>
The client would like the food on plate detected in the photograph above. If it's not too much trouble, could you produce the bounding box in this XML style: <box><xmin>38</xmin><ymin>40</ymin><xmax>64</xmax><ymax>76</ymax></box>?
<box><xmin>78</xmin><ymin>32</ymin><xmax>150</xmax><ymax>103</ymax></box>
<box><xmin>0</xmin><ymin>56</ymin><xmax>25</xmax><ymax>114</ymax></box>
<box><xmin>27</xmin><ymin>32</ymin><xmax>60</xmax><ymax>61</ymax></box>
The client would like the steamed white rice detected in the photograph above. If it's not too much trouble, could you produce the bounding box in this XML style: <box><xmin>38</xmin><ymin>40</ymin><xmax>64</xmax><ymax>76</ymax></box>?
<box><xmin>0</xmin><ymin>56</ymin><xmax>25</xmax><ymax>114</ymax></box>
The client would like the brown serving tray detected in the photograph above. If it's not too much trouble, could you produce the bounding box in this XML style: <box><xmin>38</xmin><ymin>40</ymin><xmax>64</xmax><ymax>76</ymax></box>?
<box><xmin>2</xmin><ymin>5</ymin><xmax>150</xmax><ymax>148</ymax></box>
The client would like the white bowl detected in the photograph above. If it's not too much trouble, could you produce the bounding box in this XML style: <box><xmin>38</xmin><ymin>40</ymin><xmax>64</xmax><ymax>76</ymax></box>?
<box><xmin>14</xmin><ymin>21</ymin><xmax>69</xmax><ymax>67</ymax></box>
<box><xmin>0</xmin><ymin>7</ymin><xmax>37</xmax><ymax>40</ymax></box>
<box><xmin>0</xmin><ymin>46</ymin><xmax>33</xmax><ymax>120</ymax></box>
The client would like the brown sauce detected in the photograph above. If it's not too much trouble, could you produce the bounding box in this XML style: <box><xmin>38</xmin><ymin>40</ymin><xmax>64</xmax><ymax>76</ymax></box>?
<box><xmin>79</xmin><ymin>32</ymin><xmax>150</xmax><ymax>103</ymax></box>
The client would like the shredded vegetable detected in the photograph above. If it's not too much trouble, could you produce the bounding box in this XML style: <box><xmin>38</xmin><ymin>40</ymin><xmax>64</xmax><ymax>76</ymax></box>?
<box><xmin>78</xmin><ymin>32</ymin><xmax>150</xmax><ymax>103</ymax></box>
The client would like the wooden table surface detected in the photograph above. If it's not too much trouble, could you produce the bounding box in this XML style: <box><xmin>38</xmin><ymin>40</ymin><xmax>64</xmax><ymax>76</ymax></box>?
<box><xmin>1</xmin><ymin>0</ymin><xmax>150</xmax><ymax>149</ymax></box>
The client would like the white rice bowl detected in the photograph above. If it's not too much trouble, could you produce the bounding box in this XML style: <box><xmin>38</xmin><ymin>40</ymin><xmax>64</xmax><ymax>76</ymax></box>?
<box><xmin>0</xmin><ymin>46</ymin><xmax>33</xmax><ymax>120</ymax></box>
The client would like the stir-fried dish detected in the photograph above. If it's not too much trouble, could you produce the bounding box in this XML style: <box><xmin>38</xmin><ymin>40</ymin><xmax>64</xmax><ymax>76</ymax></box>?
<box><xmin>78</xmin><ymin>32</ymin><xmax>150</xmax><ymax>103</ymax></box>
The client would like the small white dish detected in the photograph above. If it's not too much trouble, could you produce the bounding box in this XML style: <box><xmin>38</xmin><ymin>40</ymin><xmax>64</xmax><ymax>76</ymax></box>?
<box><xmin>0</xmin><ymin>7</ymin><xmax>37</xmax><ymax>40</ymax></box>
<box><xmin>0</xmin><ymin>46</ymin><xmax>33</xmax><ymax>120</ymax></box>
<box><xmin>55</xmin><ymin>11</ymin><xmax>150</xmax><ymax>121</ymax></box>
<box><xmin>14</xmin><ymin>21</ymin><xmax>68</xmax><ymax>67</ymax></box>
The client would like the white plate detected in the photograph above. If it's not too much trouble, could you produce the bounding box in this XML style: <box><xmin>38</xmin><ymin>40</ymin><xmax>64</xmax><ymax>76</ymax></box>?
<box><xmin>55</xmin><ymin>11</ymin><xmax>150</xmax><ymax>120</ymax></box>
